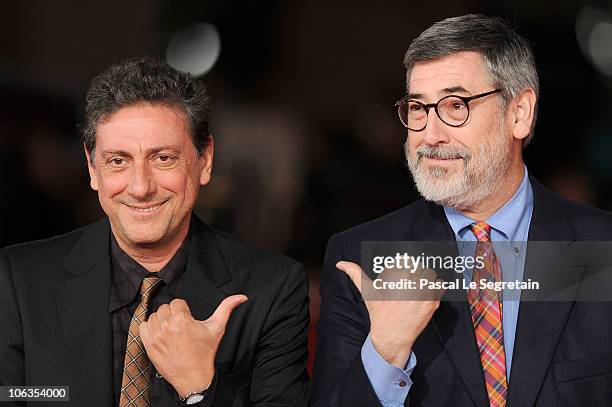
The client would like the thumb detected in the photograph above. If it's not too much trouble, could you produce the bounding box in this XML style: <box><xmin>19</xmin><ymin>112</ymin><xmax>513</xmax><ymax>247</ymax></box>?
<box><xmin>336</xmin><ymin>261</ymin><xmax>365</xmax><ymax>293</ymax></box>
<box><xmin>208</xmin><ymin>294</ymin><xmax>248</xmax><ymax>329</ymax></box>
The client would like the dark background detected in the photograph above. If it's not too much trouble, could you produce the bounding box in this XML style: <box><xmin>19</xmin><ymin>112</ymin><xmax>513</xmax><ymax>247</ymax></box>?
<box><xmin>2</xmin><ymin>0</ymin><xmax>612</xmax><ymax>371</ymax></box>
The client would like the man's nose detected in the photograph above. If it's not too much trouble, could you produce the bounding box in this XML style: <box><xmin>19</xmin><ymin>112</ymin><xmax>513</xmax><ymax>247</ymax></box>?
<box><xmin>420</xmin><ymin>109</ymin><xmax>451</xmax><ymax>146</ymax></box>
<box><xmin>127</xmin><ymin>161</ymin><xmax>156</xmax><ymax>199</ymax></box>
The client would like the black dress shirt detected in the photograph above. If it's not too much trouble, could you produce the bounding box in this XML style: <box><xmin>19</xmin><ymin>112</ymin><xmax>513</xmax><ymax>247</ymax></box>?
<box><xmin>109</xmin><ymin>232</ymin><xmax>211</xmax><ymax>406</ymax></box>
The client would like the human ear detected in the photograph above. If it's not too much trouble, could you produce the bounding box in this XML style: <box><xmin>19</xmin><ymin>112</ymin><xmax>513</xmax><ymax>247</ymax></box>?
<box><xmin>84</xmin><ymin>144</ymin><xmax>99</xmax><ymax>191</ymax></box>
<box><xmin>199</xmin><ymin>135</ymin><xmax>214</xmax><ymax>186</ymax></box>
<box><xmin>510</xmin><ymin>88</ymin><xmax>537</xmax><ymax>141</ymax></box>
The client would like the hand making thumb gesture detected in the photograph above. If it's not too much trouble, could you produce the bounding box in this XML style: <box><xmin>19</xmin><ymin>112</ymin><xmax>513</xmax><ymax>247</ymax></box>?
<box><xmin>140</xmin><ymin>295</ymin><xmax>248</xmax><ymax>399</ymax></box>
<box><xmin>337</xmin><ymin>261</ymin><xmax>443</xmax><ymax>368</ymax></box>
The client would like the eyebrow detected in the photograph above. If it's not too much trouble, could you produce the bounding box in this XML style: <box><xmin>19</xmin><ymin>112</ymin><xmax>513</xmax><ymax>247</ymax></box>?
<box><xmin>407</xmin><ymin>86</ymin><xmax>471</xmax><ymax>100</ymax></box>
<box><xmin>99</xmin><ymin>145</ymin><xmax>183</xmax><ymax>158</ymax></box>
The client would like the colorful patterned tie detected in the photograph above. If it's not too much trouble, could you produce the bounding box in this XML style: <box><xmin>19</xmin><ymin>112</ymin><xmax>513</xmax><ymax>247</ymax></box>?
<box><xmin>468</xmin><ymin>222</ymin><xmax>508</xmax><ymax>407</ymax></box>
<box><xmin>119</xmin><ymin>276</ymin><xmax>162</xmax><ymax>407</ymax></box>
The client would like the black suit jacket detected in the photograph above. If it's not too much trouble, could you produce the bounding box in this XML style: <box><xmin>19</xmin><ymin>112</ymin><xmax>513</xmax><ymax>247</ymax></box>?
<box><xmin>0</xmin><ymin>216</ymin><xmax>310</xmax><ymax>406</ymax></box>
<box><xmin>312</xmin><ymin>177</ymin><xmax>612</xmax><ymax>406</ymax></box>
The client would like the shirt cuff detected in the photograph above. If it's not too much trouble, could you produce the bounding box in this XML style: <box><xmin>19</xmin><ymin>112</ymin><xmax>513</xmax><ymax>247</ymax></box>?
<box><xmin>361</xmin><ymin>334</ymin><xmax>416</xmax><ymax>407</ymax></box>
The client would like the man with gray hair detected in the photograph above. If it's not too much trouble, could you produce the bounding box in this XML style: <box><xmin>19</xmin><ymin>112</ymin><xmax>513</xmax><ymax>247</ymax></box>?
<box><xmin>313</xmin><ymin>14</ymin><xmax>612</xmax><ymax>406</ymax></box>
<box><xmin>0</xmin><ymin>58</ymin><xmax>310</xmax><ymax>406</ymax></box>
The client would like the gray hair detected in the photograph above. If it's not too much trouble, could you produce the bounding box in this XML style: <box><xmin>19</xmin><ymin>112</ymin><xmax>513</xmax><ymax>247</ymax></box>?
<box><xmin>404</xmin><ymin>14</ymin><xmax>539</xmax><ymax>145</ymax></box>
<box><xmin>82</xmin><ymin>57</ymin><xmax>210</xmax><ymax>161</ymax></box>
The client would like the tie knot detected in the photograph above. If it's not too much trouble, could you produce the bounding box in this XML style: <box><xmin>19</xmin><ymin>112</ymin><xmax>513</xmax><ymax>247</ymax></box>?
<box><xmin>470</xmin><ymin>222</ymin><xmax>491</xmax><ymax>242</ymax></box>
<box><xmin>139</xmin><ymin>276</ymin><xmax>162</xmax><ymax>306</ymax></box>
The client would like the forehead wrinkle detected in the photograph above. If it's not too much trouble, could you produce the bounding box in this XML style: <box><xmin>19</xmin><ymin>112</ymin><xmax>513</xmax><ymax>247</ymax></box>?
<box><xmin>407</xmin><ymin>51</ymin><xmax>488</xmax><ymax>101</ymax></box>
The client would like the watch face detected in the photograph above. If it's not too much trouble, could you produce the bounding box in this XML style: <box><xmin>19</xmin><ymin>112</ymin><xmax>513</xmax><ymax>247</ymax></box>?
<box><xmin>186</xmin><ymin>393</ymin><xmax>205</xmax><ymax>405</ymax></box>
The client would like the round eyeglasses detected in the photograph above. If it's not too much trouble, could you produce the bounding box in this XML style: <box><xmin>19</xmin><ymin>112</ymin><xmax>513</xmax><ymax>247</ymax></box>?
<box><xmin>395</xmin><ymin>89</ymin><xmax>501</xmax><ymax>131</ymax></box>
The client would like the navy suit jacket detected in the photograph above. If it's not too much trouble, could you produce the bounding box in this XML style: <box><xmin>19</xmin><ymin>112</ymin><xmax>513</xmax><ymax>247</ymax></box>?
<box><xmin>312</xmin><ymin>177</ymin><xmax>612</xmax><ymax>406</ymax></box>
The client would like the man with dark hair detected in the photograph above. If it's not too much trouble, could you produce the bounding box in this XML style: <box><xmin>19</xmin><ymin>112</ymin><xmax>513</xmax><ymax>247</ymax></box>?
<box><xmin>312</xmin><ymin>14</ymin><xmax>612</xmax><ymax>406</ymax></box>
<box><xmin>0</xmin><ymin>58</ymin><xmax>310</xmax><ymax>406</ymax></box>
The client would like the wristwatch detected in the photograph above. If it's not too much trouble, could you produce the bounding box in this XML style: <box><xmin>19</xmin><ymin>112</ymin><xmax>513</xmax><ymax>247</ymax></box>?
<box><xmin>179</xmin><ymin>383</ymin><xmax>211</xmax><ymax>405</ymax></box>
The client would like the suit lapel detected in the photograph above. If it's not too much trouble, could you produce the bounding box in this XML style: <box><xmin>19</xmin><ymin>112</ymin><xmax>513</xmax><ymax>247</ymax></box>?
<box><xmin>409</xmin><ymin>179</ymin><xmax>581</xmax><ymax>406</ymax></box>
<box><xmin>177</xmin><ymin>216</ymin><xmax>233</xmax><ymax>322</ymax></box>
<box><xmin>55</xmin><ymin>218</ymin><xmax>114</xmax><ymax>405</ymax></box>
<box><xmin>412</xmin><ymin>202</ymin><xmax>490</xmax><ymax>407</ymax></box>
<box><xmin>54</xmin><ymin>216</ymin><xmax>232</xmax><ymax>404</ymax></box>
<box><xmin>411</xmin><ymin>201</ymin><xmax>456</xmax><ymax>243</ymax></box>
<box><xmin>507</xmin><ymin>178</ymin><xmax>577</xmax><ymax>407</ymax></box>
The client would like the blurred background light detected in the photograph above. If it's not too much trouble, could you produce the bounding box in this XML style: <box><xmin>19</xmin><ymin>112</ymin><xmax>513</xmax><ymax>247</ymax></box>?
<box><xmin>576</xmin><ymin>5</ymin><xmax>612</xmax><ymax>76</ymax></box>
<box><xmin>588</xmin><ymin>21</ymin><xmax>612</xmax><ymax>76</ymax></box>
<box><xmin>166</xmin><ymin>22</ymin><xmax>221</xmax><ymax>77</ymax></box>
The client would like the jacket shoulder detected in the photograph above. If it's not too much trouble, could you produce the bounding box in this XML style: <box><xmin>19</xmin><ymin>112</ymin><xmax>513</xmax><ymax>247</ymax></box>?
<box><xmin>551</xmin><ymin>194</ymin><xmax>612</xmax><ymax>238</ymax></box>
<box><xmin>211</xmin><ymin>229</ymin><xmax>304</xmax><ymax>286</ymax></box>
<box><xmin>0</xmin><ymin>225</ymin><xmax>88</xmax><ymax>264</ymax></box>
<box><xmin>214</xmin><ymin>229</ymin><xmax>297</xmax><ymax>265</ymax></box>
<box><xmin>330</xmin><ymin>200</ymin><xmax>428</xmax><ymax>245</ymax></box>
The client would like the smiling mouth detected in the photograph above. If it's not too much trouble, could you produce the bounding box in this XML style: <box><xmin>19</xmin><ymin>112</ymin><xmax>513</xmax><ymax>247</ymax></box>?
<box><xmin>124</xmin><ymin>200</ymin><xmax>168</xmax><ymax>213</ymax></box>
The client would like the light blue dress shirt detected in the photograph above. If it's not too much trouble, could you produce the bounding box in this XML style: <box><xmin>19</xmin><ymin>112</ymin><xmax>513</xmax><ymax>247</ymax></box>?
<box><xmin>361</xmin><ymin>168</ymin><xmax>533</xmax><ymax>406</ymax></box>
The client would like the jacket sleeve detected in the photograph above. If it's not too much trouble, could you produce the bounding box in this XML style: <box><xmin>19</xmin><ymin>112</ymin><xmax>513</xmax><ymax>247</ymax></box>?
<box><xmin>0</xmin><ymin>249</ymin><xmax>26</xmax><ymax>406</ymax></box>
<box><xmin>211</xmin><ymin>262</ymin><xmax>310</xmax><ymax>407</ymax></box>
<box><xmin>311</xmin><ymin>234</ymin><xmax>384</xmax><ymax>407</ymax></box>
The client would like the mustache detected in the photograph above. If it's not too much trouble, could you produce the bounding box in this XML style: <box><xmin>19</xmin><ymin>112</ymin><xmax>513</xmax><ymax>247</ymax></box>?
<box><xmin>415</xmin><ymin>145</ymin><xmax>471</xmax><ymax>161</ymax></box>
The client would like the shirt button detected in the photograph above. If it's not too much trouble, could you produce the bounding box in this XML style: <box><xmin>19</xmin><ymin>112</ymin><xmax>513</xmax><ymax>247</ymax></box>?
<box><xmin>155</xmin><ymin>371</ymin><xmax>163</xmax><ymax>379</ymax></box>
<box><xmin>398</xmin><ymin>380</ymin><xmax>407</xmax><ymax>387</ymax></box>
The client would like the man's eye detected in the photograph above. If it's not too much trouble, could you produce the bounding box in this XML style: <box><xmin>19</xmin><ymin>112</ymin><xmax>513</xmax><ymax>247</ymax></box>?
<box><xmin>156</xmin><ymin>155</ymin><xmax>176</xmax><ymax>164</ymax></box>
<box><xmin>110</xmin><ymin>158</ymin><xmax>124</xmax><ymax>166</ymax></box>
<box><xmin>409</xmin><ymin>104</ymin><xmax>423</xmax><ymax>112</ymax></box>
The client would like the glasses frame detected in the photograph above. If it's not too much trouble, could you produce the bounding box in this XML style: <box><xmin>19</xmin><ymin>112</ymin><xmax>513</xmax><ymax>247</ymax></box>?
<box><xmin>395</xmin><ymin>89</ymin><xmax>502</xmax><ymax>131</ymax></box>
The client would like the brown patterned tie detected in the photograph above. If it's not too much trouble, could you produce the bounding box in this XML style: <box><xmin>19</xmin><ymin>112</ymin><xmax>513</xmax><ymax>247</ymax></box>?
<box><xmin>119</xmin><ymin>276</ymin><xmax>162</xmax><ymax>407</ymax></box>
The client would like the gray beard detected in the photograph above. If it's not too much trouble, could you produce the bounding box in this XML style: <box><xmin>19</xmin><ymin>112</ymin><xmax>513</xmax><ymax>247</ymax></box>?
<box><xmin>405</xmin><ymin>132</ymin><xmax>512</xmax><ymax>211</ymax></box>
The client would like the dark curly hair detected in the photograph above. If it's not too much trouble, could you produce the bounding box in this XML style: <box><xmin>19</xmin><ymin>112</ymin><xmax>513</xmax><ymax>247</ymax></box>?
<box><xmin>82</xmin><ymin>57</ymin><xmax>210</xmax><ymax>161</ymax></box>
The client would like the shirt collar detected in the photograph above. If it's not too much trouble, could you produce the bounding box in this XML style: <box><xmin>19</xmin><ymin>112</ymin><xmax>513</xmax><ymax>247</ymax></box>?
<box><xmin>444</xmin><ymin>166</ymin><xmax>532</xmax><ymax>241</ymax></box>
<box><xmin>108</xmin><ymin>232</ymin><xmax>191</xmax><ymax>312</ymax></box>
